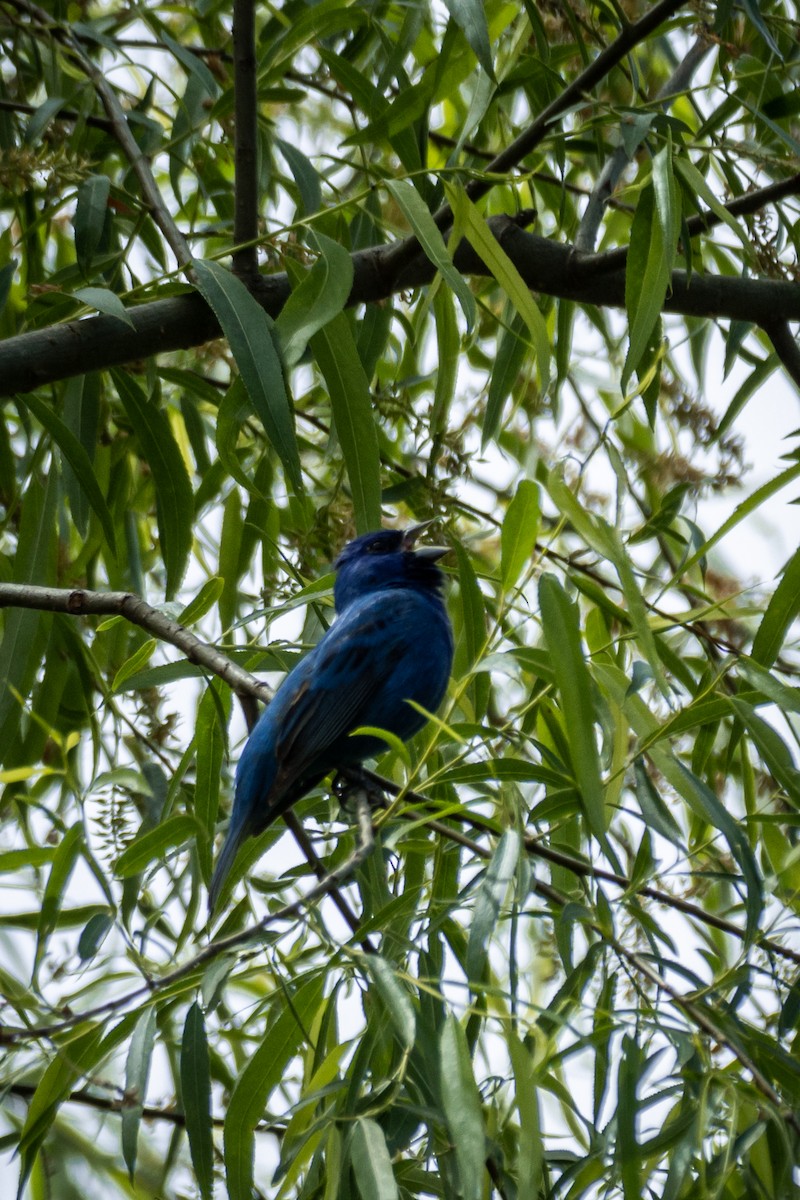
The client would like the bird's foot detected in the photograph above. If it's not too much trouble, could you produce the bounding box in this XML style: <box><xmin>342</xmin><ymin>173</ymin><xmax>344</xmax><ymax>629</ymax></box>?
<box><xmin>332</xmin><ymin>768</ymin><xmax>386</xmax><ymax>819</ymax></box>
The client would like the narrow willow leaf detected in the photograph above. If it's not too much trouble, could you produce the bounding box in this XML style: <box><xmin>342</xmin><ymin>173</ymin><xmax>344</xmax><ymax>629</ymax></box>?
<box><xmin>617</xmin><ymin>1033</ymin><xmax>642</xmax><ymax>1200</ymax></box>
<box><xmin>179</xmin><ymin>576</ymin><xmax>225</xmax><ymax>627</ymax></box>
<box><xmin>432</xmin><ymin>285</ymin><xmax>459</xmax><ymax>434</ymax></box>
<box><xmin>195</xmin><ymin>682</ymin><xmax>230</xmax><ymax>882</ymax></box>
<box><xmin>751</xmin><ymin>544</ymin><xmax>800</xmax><ymax>667</ymax></box>
<box><xmin>73</xmin><ymin>285</ymin><xmax>135</xmax><ymax>329</ymax></box>
<box><xmin>192</xmin><ymin>258</ymin><xmax>303</xmax><ymax>493</ymax></box>
<box><xmin>466</xmin><ymin>829</ymin><xmax>520</xmax><ymax>985</ymax></box>
<box><xmin>669</xmin><ymin>460</ymin><xmax>800</xmax><ymax>583</ymax></box>
<box><xmin>442</xmin><ymin>0</ymin><xmax>495</xmax><ymax>78</ymax></box>
<box><xmin>276</xmin><ymin>137</ymin><xmax>322</xmax><ymax>216</ymax></box>
<box><xmin>122</xmin><ymin>1007</ymin><xmax>157</xmax><ymax>1180</ymax></box>
<box><xmin>439</xmin><ymin>1015</ymin><xmax>485</xmax><ymax>1200</ymax></box>
<box><xmin>17</xmin><ymin>1022</ymin><xmax>106</xmax><ymax>1194</ymax></box>
<box><xmin>623</xmin><ymin>184</ymin><xmax>670</xmax><ymax>391</ymax></box>
<box><xmin>112</xmin><ymin>638</ymin><xmax>156</xmax><ymax>693</ymax></box>
<box><xmin>386</xmin><ymin>179</ymin><xmax>475</xmax><ymax>330</ymax></box>
<box><xmin>484</xmin><ymin>309</ymin><xmax>528</xmax><ymax>446</ymax></box>
<box><xmin>218</xmin><ymin>487</ymin><xmax>244</xmax><ymax>634</ymax></box>
<box><xmin>113</xmin><ymin>370</ymin><xmax>193</xmax><ymax>599</ymax></box>
<box><xmin>730</xmin><ymin>698</ymin><xmax>800</xmax><ymax>809</ymax></box>
<box><xmin>215</xmin><ymin>378</ymin><xmax>259</xmax><ymax>494</ymax></box>
<box><xmin>501</xmin><ymin>480</ymin><xmax>540</xmax><ymax>589</ymax></box>
<box><xmin>538</xmin><ymin>574</ymin><xmax>613</xmax><ymax>858</ymax></box>
<box><xmin>365</xmin><ymin>954</ymin><xmax>417</xmax><ymax>1050</ymax></box>
<box><xmin>670</xmin><ymin>759</ymin><xmax>762</xmax><ymax>944</ymax></box>
<box><xmin>350</xmin><ymin>1118</ymin><xmax>399</xmax><ymax>1200</ymax></box>
<box><xmin>224</xmin><ymin>974</ymin><xmax>325</xmax><ymax>1200</ymax></box>
<box><xmin>34</xmin><ymin>823</ymin><xmax>83</xmax><ymax>979</ymax></box>
<box><xmin>181</xmin><ymin>1003</ymin><xmax>214</xmax><ymax>1200</ymax></box>
<box><xmin>77</xmin><ymin>911</ymin><xmax>113</xmax><ymax>961</ymax></box>
<box><xmin>114</xmin><ymin>814</ymin><xmax>197</xmax><ymax>878</ymax></box>
<box><xmin>276</xmin><ymin>232</ymin><xmax>353</xmax><ymax>367</ymax></box>
<box><xmin>21</xmin><ymin>390</ymin><xmax>117</xmax><ymax>555</ymax></box>
<box><xmin>507</xmin><ymin>1032</ymin><xmax>543</xmax><ymax>1196</ymax></box>
<box><xmin>74</xmin><ymin>174</ymin><xmax>110</xmax><ymax>274</ymax></box>
<box><xmin>310</xmin><ymin>312</ymin><xmax>382</xmax><ymax>534</ymax></box>
<box><xmin>446</xmin><ymin>183</ymin><xmax>550</xmax><ymax>388</ymax></box>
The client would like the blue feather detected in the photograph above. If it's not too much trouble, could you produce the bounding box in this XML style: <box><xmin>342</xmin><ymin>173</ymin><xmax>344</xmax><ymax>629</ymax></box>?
<box><xmin>209</xmin><ymin>526</ymin><xmax>453</xmax><ymax>911</ymax></box>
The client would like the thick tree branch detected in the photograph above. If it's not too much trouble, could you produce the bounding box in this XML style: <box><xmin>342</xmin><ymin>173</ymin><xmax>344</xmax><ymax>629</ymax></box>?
<box><xmin>232</xmin><ymin>0</ymin><xmax>259</xmax><ymax>280</ymax></box>
<box><xmin>4</xmin><ymin>214</ymin><xmax>800</xmax><ymax>396</ymax></box>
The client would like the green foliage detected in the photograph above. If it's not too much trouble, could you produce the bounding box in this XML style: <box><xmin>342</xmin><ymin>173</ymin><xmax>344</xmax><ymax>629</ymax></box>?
<box><xmin>1</xmin><ymin>0</ymin><xmax>799</xmax><ymax>1197</ymax></box>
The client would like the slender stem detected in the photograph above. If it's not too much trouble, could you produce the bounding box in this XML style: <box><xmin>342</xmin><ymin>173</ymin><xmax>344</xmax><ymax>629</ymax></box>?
<box><xmin>764</xmin><ymin>321</ymin><xmax>800</xmax><ymax>390</ymax></box>
<box><xmin>232</xmin><ymin>0</ymin><xmax>259</xmax><ymax>280</ymax></box>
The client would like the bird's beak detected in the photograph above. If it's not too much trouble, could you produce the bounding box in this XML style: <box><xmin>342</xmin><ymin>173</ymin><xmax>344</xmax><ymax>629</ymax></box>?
<box><xmin>401</xmin><ymin>520</ymin><xmax>435</xmax><ymax>550</ymax></box>
<box><xmin>402</xmin><ymin>521</ymin><xmax>449</xmax><ymax>561</ymax></box>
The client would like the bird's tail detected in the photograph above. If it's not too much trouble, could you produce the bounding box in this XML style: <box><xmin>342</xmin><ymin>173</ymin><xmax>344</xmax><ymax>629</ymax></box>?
<box><xmin>208</xmin><ymin>817</ymin><xmax>248</xmax><ymax>915</ymax></box>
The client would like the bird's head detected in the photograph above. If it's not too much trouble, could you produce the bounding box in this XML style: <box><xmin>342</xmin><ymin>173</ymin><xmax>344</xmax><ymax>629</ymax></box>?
<box><xmin>333</xmin><ymin>523</ymin><xmax>448</xmax><ymax>611</ymax></box>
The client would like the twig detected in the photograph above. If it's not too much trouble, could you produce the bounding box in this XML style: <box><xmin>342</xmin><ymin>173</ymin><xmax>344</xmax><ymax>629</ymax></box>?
<box><xmin>232</xmin><ymin>0</ymin><xmax>259</xmax><ymax>280</ymax></box>
<box><xmin>3</xmin><ymin>1082</ymin><xmax>283</xmax><ymax>1135</ymax></box>
<box><xmin>764</xmin><ymin>321</ymin><xmax>800</xmax><ymax>390</ymax></box>
<box><xmin>6</xmin><ymin>0</ymin><xmax>193</xmax><ymax>270</ymax></box>
<box><xmin>575</xmin><ymin>33</ymin><xmax>712</xmax><ymax>253</ymax></box>
<box><xmin>0</xmin><ymin>792</ymin><xmax>376</xmax><ymax>1044</ymax></box>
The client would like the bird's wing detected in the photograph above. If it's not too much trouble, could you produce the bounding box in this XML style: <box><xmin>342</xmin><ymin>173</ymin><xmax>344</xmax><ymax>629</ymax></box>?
<box><xmin>271</xmin><ymin>600</ymin><xmax>408</xmax><ymax>790</ymax></box>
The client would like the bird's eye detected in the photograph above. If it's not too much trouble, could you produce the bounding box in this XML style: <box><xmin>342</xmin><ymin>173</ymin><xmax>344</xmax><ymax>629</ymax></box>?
<box><xmin>367</xmin><ymin>540</ymin><xmax>384</xmax><ymax>553</ymax></box>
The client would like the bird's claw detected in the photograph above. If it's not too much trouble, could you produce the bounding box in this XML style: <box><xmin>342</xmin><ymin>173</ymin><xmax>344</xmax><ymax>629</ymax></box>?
<box><xmin>332</xmin><ymin>769</ymin><xmax>386</xmax><ymax>819</ymax></box>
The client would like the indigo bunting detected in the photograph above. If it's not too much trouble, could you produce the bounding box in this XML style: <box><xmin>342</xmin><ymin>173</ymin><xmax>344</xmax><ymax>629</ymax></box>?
<box><xmin>209</xmin><ymin>524</ymin><xmax>453</xmax><ymax>910</ymax></box>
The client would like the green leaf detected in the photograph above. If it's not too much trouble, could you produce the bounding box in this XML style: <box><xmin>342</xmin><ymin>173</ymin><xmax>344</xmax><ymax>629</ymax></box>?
<box><xmin>670</xmin><ymin>759</ymin><xmax>762</xmax><ymax>945</ymax></box>
<box><xmin>668</xmin><ymin>459</ymin><xmax>800</xmax><ymax>583</ymax></box>
<box><xmin>73</xmin><ymin>174</ymin><xmax>110</xmax><ymax>274</ymax></box>
<box><xmin>386</xmin><ymin>179</ymin><xmax>475</xmax><ymax>330</ymax></box>
<box><xmin>179</xmin><ymin>576</ymin><xmax>225</xmax><ymax>627</ymax></box>
<box><xmin>751</xmin><ymin>544</ymin><xmax>800</xmax><ymax>667</ymax></box>
<box><xmin>195</xmin><ymin>682</ymin><xmax>230</xmax><ymax>882</ymax></box>
<box><xmin>34</xmin><ymin>823</ymin><xmax>83</xmax><ymax>980</ymax></box>
<box><xmin>538</xmin><ymin>575</ymin><xmax>616</xmax><ymax>863</ymax></box>
<box><xmin>121</xmin><ymin>1007</ymin><xmax>157</xmax><ymax>1180</ymax></box>
<box><xmin>112</xmin><ymin>638</ymin><xmax>156</xmax><ymax>693</ymax></box>
<box><xmin>112</xmin><ymin>370</ymin><xmax>194</xmax><ymax>599</ymax></box>
<box><xmin>442</xmin><ymin>0</ymin><xmax>495</xmax><ymax>78</ymax></box>
<box><xmin>466</xmin><ymin>829</ymin><xmax>520</xmax><ymax>984</ymax></box>
<box><xmin>192</xmin><ymin>257</ymin><xmax>303</xmax><ymax>493</ymax></box>
<box><xmin>181</xmin><ymin>1003</ymin><xmax>214</xmax><ymax>1200</ymax></box>
<box><xmin>20</xmin><ymin>390</ymin><xmax>117</xmax><ymax>556</ymax></box>
<box><xmin>507</xmin><ymin>1033</ymin><xmax>543</xmax><ymax>1196</ymax></box>
<box><xmin>484</xmin><ymin>309</ymin><xmax>529</xmax><ymax>446</ymax></box>
<box><xmin>350</xmin><ymin>1118</ymin><xmax>400</xmax><ymax>1200</ymax></box>
<box><xmin>73</xmin><ymin>286</ymin><xmax>135</xmax><ymax>329</ymax></box>
<box><xmin>114</xmin><ymin>814</ymin><xmax>197</xmax><ymax>878</ymax></box>
<box><xmin>439</xmin><ymin>1015</ymin><xmax>485</xmax><ymax>1200</ymax></box>
<box><xmin>275</xmin><ymin>232</ymin><xmax>353</xmax><ymax>367</ymax></box>
<box><xmin>310</xmin><ymin>312</ymin><xmax>382</xmax><ymax>534</ymax></box>
<box><xmin>623</xmin><ymin>183</ymin><xmax>670</xmax><ymax>390</ymax></box>
<box><xmin>224</xmin><ymin>973</ymin><xmax>325</xmax><ymax>1200</ymax></box>
<box><xmin>365</xmin><ymin>954</ymin><xmax>417</xmax><ymax>1050</ymax></box>
<box><xmin>446</xmin><ymin>183</ymin><xmax>550</xmax><ymax>389</ymax></box>
<box><xmin>501</xmin><ymin>480</ymin><xmax>540</xmax><ymax>589</ymax></box>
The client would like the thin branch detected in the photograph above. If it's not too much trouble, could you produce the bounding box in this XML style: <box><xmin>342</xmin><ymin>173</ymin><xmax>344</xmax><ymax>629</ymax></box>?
<box><xmin>6</xmin><ymin>0</ymin><xmax>193</xmax><ymax>270</ymax></box>
<box><xmin>612</xmin><ymin>936</ymin><xmax>800</xmax><ymax>1135</ymax></box>
<box><xmin>0</xmin><ymin>582</ymin><xmax>797</xmax><ymax>970</ymax></box>
<box><xmin>575</xmin><ymin>33</ymin><xmax>712</xmax><ymax>253</ymax></box>
<box><xmin>764</xmin><ymin>321</ymin><xmax>800</xmax><ymax>390</ymax></box>
<box><xmin>0</xmin><ymin>96</ymin><xmax>114</xmax><ymax>132</ymax></box>
<box><xmin>4</xmin><ymin>1082</ymin><xmax>283</xmax><ymax>1136</ymax></box>
<box><xmin>0</xmin><ymin>791</ymin><xmax>376</xmax><ymax>1045</ymax></box>
<box><xmin>6</xmin><ymin>211</ymin><xmax>800</xmax><ymax>396</ymax></box>
<box><xmin>232</xmin><ymin>0</ymin><xmax>259</xmax><ymax>280</ymax></box>
<box><xmin>384</xmin><ymin>0</ymin><xmax>691</xmax><ymax>284</ymax></box>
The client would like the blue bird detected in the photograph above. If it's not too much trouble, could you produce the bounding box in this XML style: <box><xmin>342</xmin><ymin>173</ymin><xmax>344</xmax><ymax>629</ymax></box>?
<box><xmin>209</xmin><ymin>524</ymin><xmax>453</xmax><ymax>911</ymax></box>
